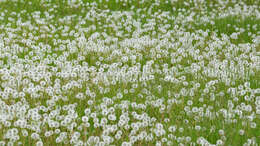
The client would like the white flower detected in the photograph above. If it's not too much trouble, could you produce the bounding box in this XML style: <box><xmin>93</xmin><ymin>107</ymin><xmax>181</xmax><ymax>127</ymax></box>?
<box><xmin>84</xmin><ymin>108</ymin><xmax>91</xmax><ymax>115</ymax></box>
<box><xmin>250</xmin><ymin>122</ymin><xmax>256</xmax><ymax>128</ymax></box>
<box><xmin>36</xmin><ymin>141</ymin><xmax>43</xmax><ymax>146</ymax></box>
<box><xmin>82</xmin><ymin>116</ymin><xmax>89</xmax><ymax>122</ymax></box>
<box><xmin>218</xmin><ymin>129</ymin><xmax>224</xmax><ymax>135</ymax></box>
<box><xmin>216</xmin><ymin>139</ymin><xmax>224</xmax><ymax>145</ymax></box>
<box><xmin>121</xmin><ymin>142</ymin><xmax>131</xmax><ymax>146</ymax></box>
<box><xmin>31</xmin><ymin>133</ymin><xmax>40</xmax><ymax>140</ymax></box>
<box><xmin>168</xmin><ymin>125</ymin><xmax>176</xmax><ymax>132</ymax></box>
<box><xmin>22</xmin><ymin>129</ymin><xmax>28</xmax><ymax>137</ymax></box>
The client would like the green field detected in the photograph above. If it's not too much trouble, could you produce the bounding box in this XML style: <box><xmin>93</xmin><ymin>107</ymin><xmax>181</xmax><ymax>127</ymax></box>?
<box><xmin>0</xmin><ymin>0</ymin><xmax>259</xmax><ymax>145</ymax></box>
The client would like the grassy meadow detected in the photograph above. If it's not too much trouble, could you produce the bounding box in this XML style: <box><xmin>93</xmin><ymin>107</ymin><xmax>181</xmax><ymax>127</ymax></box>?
<box><xmin>0</xmin><ymin>0</ymin><xmax>259</xmax><ymax>145</ymax></box>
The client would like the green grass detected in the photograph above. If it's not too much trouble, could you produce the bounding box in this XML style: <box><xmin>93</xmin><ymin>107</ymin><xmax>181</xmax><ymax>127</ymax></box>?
<box><xmin>0</xmin><ymin>0</ymin><xmax>259</xmax><ymax>145</ymax></box>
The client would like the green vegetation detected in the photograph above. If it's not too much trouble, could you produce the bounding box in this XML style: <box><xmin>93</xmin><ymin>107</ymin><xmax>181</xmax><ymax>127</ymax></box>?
<box><xmin>0</xmin><ymin>0</ymin><xmax>259</xmax><ymax>145</ymax></box>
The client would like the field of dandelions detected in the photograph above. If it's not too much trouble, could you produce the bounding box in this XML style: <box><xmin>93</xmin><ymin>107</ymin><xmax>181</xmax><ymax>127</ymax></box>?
<box><xmin>0</xmin><ymin>0</ymin><xmax>259</xmax><ymax>146</ymax></box>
